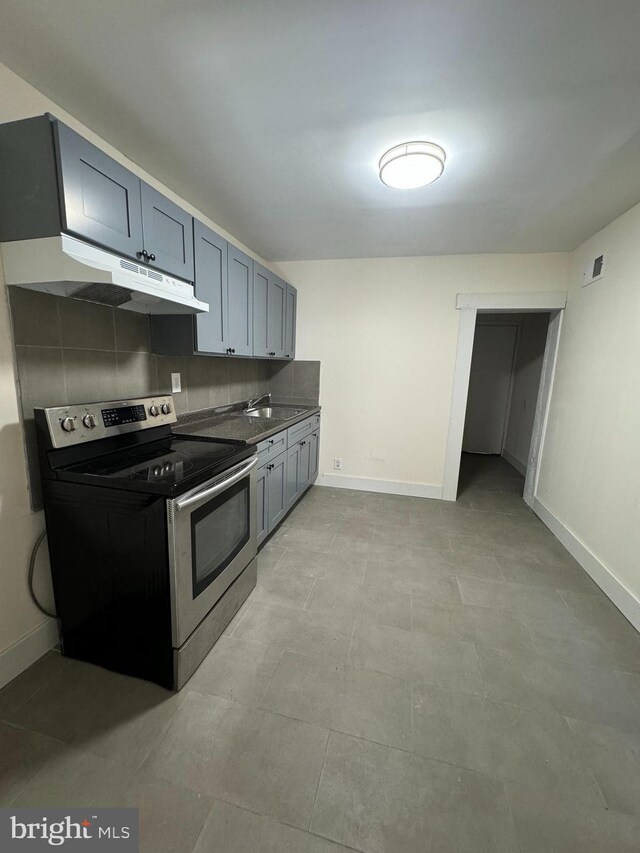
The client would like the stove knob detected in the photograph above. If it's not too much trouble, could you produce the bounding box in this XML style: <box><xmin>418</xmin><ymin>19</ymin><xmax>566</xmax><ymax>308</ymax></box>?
<box><xmin>61</xmin><ymin>417</ymin><xmax>76</xmax><ymax>432</ymax></box>
<box><xmin>161</xmin><ymin>403</ymin><xmax>172</xmax><ymax>415</ymax></box>
<box><xmin>149</xmin><ymin>405</ymin><xmax>160</xmax><ymax>417</ymax></box>
<box><xmin>82</xmin><ymin>414</ymin><xmax>96</xmax><ymax>429</ymax></box>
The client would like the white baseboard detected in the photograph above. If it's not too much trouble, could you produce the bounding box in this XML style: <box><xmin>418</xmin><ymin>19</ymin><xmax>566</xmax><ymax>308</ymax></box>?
<box><xmin>502</xmin><ymin>449</ymin><xmax>527</xmax><ymax>476</ymax></box>
<box><xmin>0</xmin><ymin>619</ymin><xmax>58</xmax><ymax>690</ymax></box>
<box><xmin>532</xmin><ymin>497</ymin><xmax>640</xmax><ymax>633</ymax></box>
<box><xmin>316</xmin><ymin>472</ymin><xmax>443</xmax><ymax>500</ymax></box>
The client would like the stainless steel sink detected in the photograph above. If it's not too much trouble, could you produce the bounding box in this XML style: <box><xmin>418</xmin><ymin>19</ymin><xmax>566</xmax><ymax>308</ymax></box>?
<box><xmin>243</xmin><ymin>406</ymin><xmax>306</xmax><ymax>420</ymax></box>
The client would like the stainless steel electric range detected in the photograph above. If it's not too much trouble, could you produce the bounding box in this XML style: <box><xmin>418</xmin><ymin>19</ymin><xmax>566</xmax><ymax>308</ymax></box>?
<box><xmin>35</xmin><ymin>395</ymin><xmax>258</xmax><ymax>689</ymax></box>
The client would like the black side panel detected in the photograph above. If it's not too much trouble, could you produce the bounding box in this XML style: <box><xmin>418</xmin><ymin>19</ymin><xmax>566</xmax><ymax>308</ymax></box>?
<box><xmin>42</xmin><ymin>480</ymin><xmax>174</xmax><ymax>688</ymax></box>
<box><xmin>0</xmin><ymin>115</ymin><xmax>62</xmax><ymax>241</ymax></box>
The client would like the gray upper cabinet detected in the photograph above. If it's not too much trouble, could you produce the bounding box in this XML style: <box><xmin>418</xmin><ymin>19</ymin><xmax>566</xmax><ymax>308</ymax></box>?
<box><xmin>0</xmin><ymin>114</ymin><xmax>300</xmax><ymax>363</ymax></box>
<box><xmin>140</xmin><ymin>183</ymin><xmax>194</xmax><ymax>281</ymax></box>
<box><xmin>284</xmin><ymin>283</ymin><xmax>297</xmax><ymax>360</ymax></box>
<box><xmin>253</xmin><ymin>265</ymin><xmax>286</xmax><ymax>359</ymax></box>
<box><xmin>193</xmin><ymin>221</ymin><xmax>228</xmax><ymax>354</ymax></box>
<box><xmin>268</xmin><ymin>275</ymin><xmax>287</xmax><ymax>358</ymax></box>
<box><xmin>228</xmin><ymin>246</ymin><xmax>253</xmax><ymax>356</ymax></box>
<box><xmin>0</xmin><ymin>115</ymin><xmax>197</xmax><ymax>281</ymax></box>
<box><xmin>54</xmin><ymin>121</ymin><xmax>144</xmax><ymax>260</ymax></box>
<box><xmin>253</xmin><ymin>263</ymin><xmax>270</xmax><ymax>358</ymax></box>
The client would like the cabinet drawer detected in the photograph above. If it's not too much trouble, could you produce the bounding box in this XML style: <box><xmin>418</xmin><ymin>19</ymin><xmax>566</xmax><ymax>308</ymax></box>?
<box><xmin>257</xmin><ymin>430</ymin><xmax>287</xmax><ymax>465</ymax></box>
<box><xmin>287</xmin><ymin>416</ymin><xmax>314</xmax><ymax>447</ymax></box>
<box><xmin>312</xmin><ymin>413</ymin><xmax>321</xmax><ymax>431</ymax></box>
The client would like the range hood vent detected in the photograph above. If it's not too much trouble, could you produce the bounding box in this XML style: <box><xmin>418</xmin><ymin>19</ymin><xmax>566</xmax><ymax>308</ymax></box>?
<box><xmin>0</xmin><ymin>235</ymin><xmax>209</xmax><ymax>315</ymax></box>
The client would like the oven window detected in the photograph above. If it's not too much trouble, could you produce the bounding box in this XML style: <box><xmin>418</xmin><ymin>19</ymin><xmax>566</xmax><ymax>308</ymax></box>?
<box><xmin>190</xmin><ymin>476</ymin><xmax>250</xmax><ymax>598</ymax></box>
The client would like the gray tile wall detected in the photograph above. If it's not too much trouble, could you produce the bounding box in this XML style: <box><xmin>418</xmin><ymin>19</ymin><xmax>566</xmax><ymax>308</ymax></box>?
<box><xmin>268</xmin><ymin>360</ymin><xmax>321</xmax><ymax>406</ymax></box>
<box><xmin>8</xmin><ymin>288</ymin><xmax>319</xmax><ymax>510</ymax></box>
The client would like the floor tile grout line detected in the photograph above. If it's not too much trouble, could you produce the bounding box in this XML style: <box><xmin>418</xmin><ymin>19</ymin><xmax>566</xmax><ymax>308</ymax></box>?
<box><xmin>346</xmin><ymin>619</ymin><xmax>358</xmax><ymax>665</ymax></box>
<box><xmin>190</xmin><ymin>792</ymin><xmax>368</xmax><ymax>853</ymax></box>
<box><xmin>301</xmin><ymin>576</ymin><xmax>317</xmax><ymax>611</ymax></box>
<box><xmin>307</xmin><ymin>726</ymin><xmax>332</xmax><ymax>832</ymax></box>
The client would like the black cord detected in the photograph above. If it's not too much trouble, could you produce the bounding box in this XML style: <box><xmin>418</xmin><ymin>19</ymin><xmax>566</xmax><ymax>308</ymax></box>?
<box><xmin>28</xmin><ymin>530</ymin><xmax>56</xmax><ymax>619</ymax></box>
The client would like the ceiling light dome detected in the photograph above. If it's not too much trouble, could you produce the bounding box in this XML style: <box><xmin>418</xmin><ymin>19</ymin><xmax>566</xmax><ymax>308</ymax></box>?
<box><xmin>379</xmin><ymin>141</ymin><xmax>446</xmax><ymax>189</ymax></box>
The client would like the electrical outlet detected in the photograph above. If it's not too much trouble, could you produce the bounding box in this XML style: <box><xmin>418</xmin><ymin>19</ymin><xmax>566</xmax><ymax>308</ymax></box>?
<box><xmin>171</xmin><ymin>372</ymin><xmax>182</xmax><ymax>393</ymax></box>
<box><xmin>333</xmin><ymin>457</ymin><xmax>343</xmax><ymax>470</ymax></box>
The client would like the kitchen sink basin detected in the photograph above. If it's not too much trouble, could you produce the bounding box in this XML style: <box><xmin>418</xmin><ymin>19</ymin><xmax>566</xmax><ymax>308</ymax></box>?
<box><xmin>243</xmin><ymin>406</ymin><xmax>306</xmax><ymax>420</ymax></box>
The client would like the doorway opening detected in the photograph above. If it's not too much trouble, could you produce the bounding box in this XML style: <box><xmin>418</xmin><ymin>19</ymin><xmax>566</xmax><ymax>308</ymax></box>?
<box><xmin>460</xmin><ymin>312</ymin><xmax>550</xmax><ymax>502</ymax></box>
<box><xmin>442</xmin><ymin>291</ymin><xmax>567</xmax><ymax>505</ymax></box>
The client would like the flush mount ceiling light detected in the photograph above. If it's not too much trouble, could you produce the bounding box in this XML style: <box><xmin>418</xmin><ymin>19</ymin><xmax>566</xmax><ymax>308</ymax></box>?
<box><xmin>378</xmin><ymin>141</ymin><xmax>446</xmax><ymax>189</ymax></box>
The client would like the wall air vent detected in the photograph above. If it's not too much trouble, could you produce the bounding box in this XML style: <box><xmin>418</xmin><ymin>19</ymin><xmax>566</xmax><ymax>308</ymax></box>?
<box><xmin>583</xmin><ymin>253</ymin><xmax>605</xmax><ymax>286</ymax></box>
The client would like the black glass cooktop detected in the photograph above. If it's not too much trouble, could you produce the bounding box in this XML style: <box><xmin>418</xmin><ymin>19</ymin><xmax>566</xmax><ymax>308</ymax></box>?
<box><xmin>59</xmin><ymin>436</ymin><xmax>255</xmax><ymax>496</ymax></box>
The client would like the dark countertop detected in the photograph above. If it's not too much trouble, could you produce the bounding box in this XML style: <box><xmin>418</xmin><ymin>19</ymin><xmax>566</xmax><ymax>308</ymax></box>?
<box><xmin>173</xmin><ymin>403</ymin><xmax>321</xmax><ymax>446</ymax></box>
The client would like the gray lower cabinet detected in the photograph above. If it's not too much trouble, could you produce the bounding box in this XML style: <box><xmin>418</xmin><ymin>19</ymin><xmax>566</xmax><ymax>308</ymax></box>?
<box><xmin>267</xmin><ymin>452</ymin><xmax>288</xmax><ymax>529</ymax></box>
<box><xmin>285</xmin><ymin>433</ymin><xmax>312</xmax><ymax>509</ymax></box>
<box><xmin>257</xmin><ymin>416</ymin><xmax>320</xmax><ymax>541</ymax></box>
<box><xmin>309</xmin><ymin>430</ymin><xmax>319</xmax><ymax>483</ymax></box>
<box><xmin>256</xmin><ymin>462</ymin><xmax>268</xmax><ymax>545</ymax></box>
<box><xmin>285</xmin><ymin>442</ymin><xmax>302</xmax><ymax>510</ymax></box>
<box><xmin>256</xmin><ymin>450</ymin><xmax>287</xmax><ymax>545</ymax></box>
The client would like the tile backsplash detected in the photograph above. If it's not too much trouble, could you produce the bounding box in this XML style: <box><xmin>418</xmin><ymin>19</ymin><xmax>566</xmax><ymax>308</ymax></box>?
<box><xmin>8</xmin><ymin>288</ymin><xmax>320</xmax><ymax>509</ymax></box>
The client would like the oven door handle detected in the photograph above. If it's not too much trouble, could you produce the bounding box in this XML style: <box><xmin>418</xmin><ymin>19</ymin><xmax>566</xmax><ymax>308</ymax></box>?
<box><xmin>174</xmin><ymin>456</ymin><xmax>258</xmax><ymax>511</ymax></box>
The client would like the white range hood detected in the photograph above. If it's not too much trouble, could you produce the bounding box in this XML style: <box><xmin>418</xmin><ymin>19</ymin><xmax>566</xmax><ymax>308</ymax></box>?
<box><xmin>1</xmin><ymin>235</ymin><xmax>209</xmax><ymax>315</ymax></box>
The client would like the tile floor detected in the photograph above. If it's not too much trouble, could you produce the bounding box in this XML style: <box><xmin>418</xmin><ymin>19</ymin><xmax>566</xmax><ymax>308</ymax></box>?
<box><xmin>1</xmin><ymin>454</ymin><xmax>640</xmax><ymax>852</ymax></box>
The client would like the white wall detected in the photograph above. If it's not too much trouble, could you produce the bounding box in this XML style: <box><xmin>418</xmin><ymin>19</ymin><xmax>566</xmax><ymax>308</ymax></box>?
<box><xmin>0</xmin><ymin>63</ymin><xmax>274</xmax><ymax>683</ymax></box>
<box><xmin>536</xmin><ymin>201</ymin><xmax>640</xmax><ymax>607</ymax></box>
<box><xmin>274</xmin><ymin>256</ymin><xmax>570</xmax><ymax>493</ymax></box>
<box><xmin>503</xmin><ymin>313</ymin><xmax>549</xmax><ymax>472</ymax></box>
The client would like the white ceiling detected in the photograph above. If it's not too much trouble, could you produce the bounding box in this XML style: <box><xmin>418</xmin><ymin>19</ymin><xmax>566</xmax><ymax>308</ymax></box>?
<box><xmin>2</xmin><ymin>0</ymin><xmax>640</xmax><ymax>260</ymax></box>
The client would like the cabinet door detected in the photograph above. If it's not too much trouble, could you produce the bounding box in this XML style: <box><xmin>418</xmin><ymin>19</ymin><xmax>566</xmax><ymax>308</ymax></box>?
<box><xmin>228</xmin><ymin>246</ymin><xmax>254</xmax><ymax>356</ymax></box>
<box><xmin>286</xmin><ymin>443</ymin><xmax>300</xmax><ymax>510</ymax></box>
<box><xmin>298</xmin><ymin>438</ymin><xmax>312</xmax><ymax>493</ymax></box>
<box><xmin>140</xmin><ymin>183</ymin><xmax>195</xmax><ymax>281</ymax></box>
<box><xmin>194</xmin><ymin>221</ymin><xmax>228</xmax><ymax>354</ymax></box>
<box><xmin>253</xmin><ymin>263</ymin><xmax>269</xmax><ymax>358</ymax></box>
<box><xmin>309</xmin><ymin>430</ymin><xmax>319</xmax><ymax>483</ymax></box>
<box><xmin>268</xmin><ymin>276</ymin><xmax>287</xmax><ymax>358</ymax></box>
<box><xmin>284</xmin><ymin>283</ymin><xmax>297</xmax><ymax>360</ymax></box>
<box><xmin>54</xmin><ymin>121</ymin><xmax>143</xmax><ymax>259</ymax></box>
<box><xmin>267</xmin><ymin>453</ymin><xmax>287</xmax><ymax>530</ymax></box>
<box><xmin>256</xmin><ymin>462</ymin><xmax>269</xmax><ymax>546</ymax></box>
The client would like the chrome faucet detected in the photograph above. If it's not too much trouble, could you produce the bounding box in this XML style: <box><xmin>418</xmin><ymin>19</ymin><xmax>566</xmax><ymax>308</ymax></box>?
<box><xmin>247</xmin><ymin>393</ymin><xmax>271</xmax><ymax>410</ymax></box>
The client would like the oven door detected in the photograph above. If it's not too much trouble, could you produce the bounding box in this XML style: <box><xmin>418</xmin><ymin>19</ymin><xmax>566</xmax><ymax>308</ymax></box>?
<box><xmin>167</xmin><ymin>455</ymin><xmax>257</xmax><ymax>647</ymax></box>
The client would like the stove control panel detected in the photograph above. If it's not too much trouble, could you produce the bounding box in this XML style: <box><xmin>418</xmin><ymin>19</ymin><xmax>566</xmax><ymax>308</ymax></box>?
<box><xmin>39</xmin><ymin>396</ymin><xmax>177</xmax><ymax>448</ymax></box>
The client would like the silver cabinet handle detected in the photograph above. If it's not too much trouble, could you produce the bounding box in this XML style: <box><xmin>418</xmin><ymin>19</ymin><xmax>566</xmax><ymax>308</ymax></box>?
<box><xmin>174</xmin><ymin>456</ymin><xmax>257</xmax><ymax>511</ymax></box>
